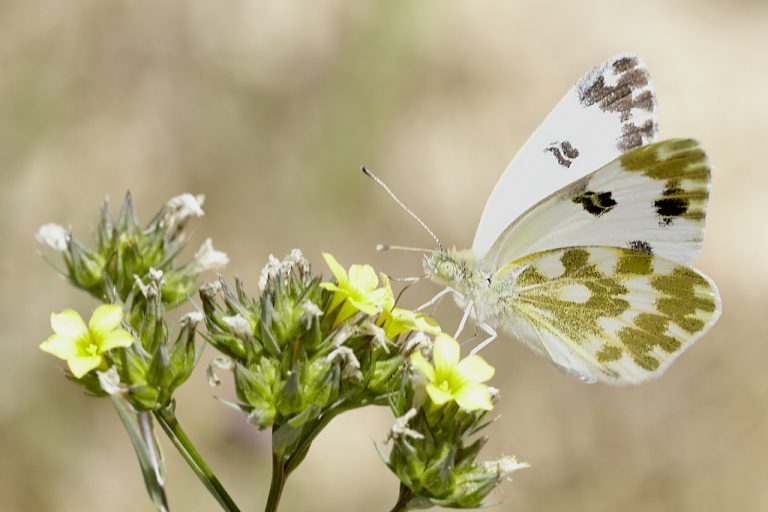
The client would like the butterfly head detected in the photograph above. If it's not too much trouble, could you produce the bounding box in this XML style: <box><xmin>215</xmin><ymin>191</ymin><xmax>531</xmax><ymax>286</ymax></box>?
<box><xmin>423</xmin><ymin>248</ymin><xmax>477</xmax><ymax>288</ymax></box>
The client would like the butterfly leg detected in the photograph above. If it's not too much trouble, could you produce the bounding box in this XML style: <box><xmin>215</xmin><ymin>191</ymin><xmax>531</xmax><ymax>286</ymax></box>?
<box><xmin>469</xmin><ymin>323</ymin><xmax>497</xmax><ymax>355</ymax></box>
<box><xmin>454</xmin><ymin>301</ymin><xmax>474</xmax><ymax>339</ymax></box>
<box><xmin>416</xmin><ymin>287</ymin><xmax>463</xmax><ymax>311</ymax></box>
<box><xmin>387</xmin><ymin>275</ymin><xmax>422</xmax><ymax>283</ymax></box>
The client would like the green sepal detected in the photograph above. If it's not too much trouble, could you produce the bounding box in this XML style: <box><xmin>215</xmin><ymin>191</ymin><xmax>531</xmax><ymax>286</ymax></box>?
<box><xmin>117</xmin><ymin>192</ymin><xmax>139</xmax><ymax>235</ymax></box>
<box><xmin>147</xmin><ymin>344</ymin><xmax>172</xmax><ymax>390</ymax></box>
<box><xmin>271</xmin><ymin>423</ymin><xmax>302</xmax><ymax>456</ymax></box>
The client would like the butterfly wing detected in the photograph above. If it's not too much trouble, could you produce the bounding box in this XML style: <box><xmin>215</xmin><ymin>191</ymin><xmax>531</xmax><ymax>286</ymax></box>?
<box><xmin>495</xmin><ymin>246</ymin><xmax>721</xmax><ymax>384</ymax></box>
<box><xmin>472</xmin><ymin>54</ymin><xmax>657</xmax><ymax>256</ymax></box>
<box><xmin>484</xmin><ymin>139</ymin><xmax>710</xmax><ymax>268</ymax></box>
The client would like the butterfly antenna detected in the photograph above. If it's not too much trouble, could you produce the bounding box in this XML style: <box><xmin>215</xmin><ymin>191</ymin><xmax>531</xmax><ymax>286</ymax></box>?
<box><xmin>362</xmin><ymin>166</ymin><xmax>443</xmax><ymax>249</ymax></box>
<box><xmin>376</xmin><ymin>244</ymin><xmax>432</xmax><ymax>253</ymax></box>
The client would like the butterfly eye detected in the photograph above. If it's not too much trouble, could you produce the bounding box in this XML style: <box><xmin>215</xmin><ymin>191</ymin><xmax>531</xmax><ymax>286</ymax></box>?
<box><xmin>436</xmin><ymin>261</ymin><xmax>456</xmax><ymax>280</ymax></box>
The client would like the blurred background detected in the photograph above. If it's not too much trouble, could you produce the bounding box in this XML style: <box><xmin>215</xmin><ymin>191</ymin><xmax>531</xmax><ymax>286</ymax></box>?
<box><xmin>2</xmin><ymin>0</ymin><xmax>767</xmax><ymax>510</ymax></box>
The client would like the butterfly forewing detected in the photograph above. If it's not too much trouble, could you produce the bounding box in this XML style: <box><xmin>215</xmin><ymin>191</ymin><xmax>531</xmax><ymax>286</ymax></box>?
<box><xmin>472</xmin><ymin>54</ymin><xmax>657</xmax><ymax>256</ymax></box>
<box><xmin>484</xmin><ymin>139</ymin><xmax>710</xmax><ymax>267</ymax></box>
<box><xmin>495</xmin><ymin>246</ymin><xmax>721</xmax><ymax>384</ymax></box>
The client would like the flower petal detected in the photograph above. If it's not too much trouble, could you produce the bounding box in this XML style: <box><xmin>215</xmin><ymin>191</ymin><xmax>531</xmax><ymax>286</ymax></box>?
<box><xmin>454</xmin><ymin>383</ymin><xmax>493</xmax><ymax>411</ymax></box>
<box><xmin>50</xmin><ymin>310</ymin><xmax>88</xmax><ymax>340</ymax></box>
<box><xmin>348</xmin><ymin>298</ymin><xmax>382</xmax><ymax>316</ymax></box>
<box><xmin>322</xmin><ymin>253</ymin><xmax>348</xmax><ymax>287</ymax></box>
<box><xmin>100</xmin><ymin>328</ymin><xmax>135</xmax><ymax>352</ymax></box>
<box><xmin>433</xmin><ymin>333</ymin><xmax>460</xmax><ymax>376</ymax></box>
<box><xmin>457</xmin><ymin>355</ymin><xmax>495</xmax><ymax>383</ymax></box>
<box><xmin>67</xmin><ymin>355</ymin><xmax>103</xmax><ymax>379</ymax></box>
<box><xmin>412</xmin><ymin>313</ymin><xmax>441</xmax><ymax>335</ymax></box>
<box><xmin>379</xmin><ymin>273</ymin><xmax>395</xmax><ymax>310</ymax></box>
<box><xmin>89</xmin><ymin>304</ymin><xmax>124</xmax><ymax>335</ymax></box>
<box><xmin>426</xmin><ymin>383</ymin><xmax>454</xmax><ymax>405</ymax></box>
<box><xmin>365</xmin><ymin>288</ymin><xmax>391</xmax><ymax>310</ymax></box>
<box><xmin>39</xmin><ymin>334</ymin><xmax>78</xmax><ymax>360</ymax></box>
<box><xmin>409</xmin><ymin>351</ymin><xmax>435</xmax><ymax>382</ymax></box>
<box><xmin>348</xmin><ymin>264</ymin><xmax>378</xmax><ymax>291</ymax></box>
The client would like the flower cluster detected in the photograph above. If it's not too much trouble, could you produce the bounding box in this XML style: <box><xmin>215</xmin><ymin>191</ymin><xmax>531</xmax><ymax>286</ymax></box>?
<box><xmin>36</xmin><ymin>193</ymin><xmax>224</xmax><ymax>410</ymax></box>
<box><xmin>36</xmin><ymin>193</ymin><xmax>227</xmax><ymax>319</ymax></box>
<box><xmin>201</xmin><ymin>251</ymin><xmax>524</xmax><ymax>507</ymax></box>
<box><xmin>199</xmin><ymin>251</ymin><xmax>440</xmax><ymax>457</ymax></box>
<box><xmin>37</xmin><ymin>189</ymin><xmax>527</xmax><ymax>512</ymax></box>
<box><xmin>385</xmin><ymin>333</ymin><xmax>527</xmax><ymax>508</ymax></box>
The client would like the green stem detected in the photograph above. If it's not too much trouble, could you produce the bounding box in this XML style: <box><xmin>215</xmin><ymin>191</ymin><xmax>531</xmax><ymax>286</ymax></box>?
<box><xmin>284</xmin><ymin>407</ymin><xmax>345</xmax><ymax>475</ymax></box>
<box><xmin>265</xmin><ymin>453</ymin><xmax>287</xmax><ymax>512</ymax></box>
<box><xmin>388</xmin><ymin>484</ymin><xmax>414</xmax><ymax>512</ymax></box>
<box><xmin>154</xmin><ymin>407</ymin><xmax>241</xmax><ymax>512</ymax></box>
<box><xmin>265</xmin><ymin>404</ymin><xmax>358</xmax><ymax>511</ymax></box>
<box><xmin>265</xmin><ymin>400</ymin><xmax>380</xmax><ymax>511</ymax></box>
<box><xmin>285</xmin><ymin>399</ymin><xmax>374</xmax><ymax>475</ymax></box>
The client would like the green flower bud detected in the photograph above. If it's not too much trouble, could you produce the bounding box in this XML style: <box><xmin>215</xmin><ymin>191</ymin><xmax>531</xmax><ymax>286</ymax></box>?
<box><xmin>37</xmin><ymin>191</ymin><xmax>227</xmax><ymax>314</ymax></box>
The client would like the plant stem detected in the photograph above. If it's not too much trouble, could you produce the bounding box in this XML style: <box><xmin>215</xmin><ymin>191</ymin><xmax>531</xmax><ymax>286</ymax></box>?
<box><xmin>265</xmin><ymin>405</ymin><xmax>354</xmax><ymax>511</ymax></box>
<box><xmin>388</xmin><ymin>484</ymin><xmax>414</xmax><ymax>512</ymax></box>
<box><xmin>265</xmin><ymin>453</ymin><xmax>287</xmax><ymax>512</ymax></box>
<box><xmin>154</xmin><ymin>407</ymin><xmax>241</xmax><ymax>512</ymax></box>
<box><xmin>284</xmin><ymin>408</ymin><xmax>343</xmax><ymax>475</ymax></box>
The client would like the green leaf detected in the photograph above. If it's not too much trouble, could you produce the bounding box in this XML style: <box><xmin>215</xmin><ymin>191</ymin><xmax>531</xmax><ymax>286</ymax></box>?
<box><xmin>112</xmin><ymin>397</ymin><xmax>169</xmax><ymax>512</ymax></box>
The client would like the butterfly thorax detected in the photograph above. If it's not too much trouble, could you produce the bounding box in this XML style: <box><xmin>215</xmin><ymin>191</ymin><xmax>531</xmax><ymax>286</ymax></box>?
<box><xmin>423</xmin><ymin>248</ymin><xmax>501</xmax><ymax>321</ymax></box>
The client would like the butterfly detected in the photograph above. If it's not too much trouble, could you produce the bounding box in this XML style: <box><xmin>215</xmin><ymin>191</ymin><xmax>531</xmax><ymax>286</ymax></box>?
<box><xmin>368</xmin><ymin>54</ymin><xmax>721</xmax><ymax>384</ymax></box>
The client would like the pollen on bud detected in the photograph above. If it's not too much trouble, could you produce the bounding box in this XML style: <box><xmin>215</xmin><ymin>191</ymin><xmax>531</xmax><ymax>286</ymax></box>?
<box><xmin>192</xmin><ymin>239</ymin><xmax>229</xmax><ymax>273</ymax></box>
<box><xmin>387</xmin><ymin>408</ymin><xmax>424</xmax><ymax>442</ymax></box>
<box><xmin>36</xmin><ymin>223</ymin><xmax>69</xmax><ymax>252</ymax></box>
<box><xmin>134</xmin><ymin>267</ymin><xmax>164</xmax><ymax>298</ymax></box>
<box><xmin>97</xmin><ymin>367</ymin><xmax>128</xmax><ymax>396</ymax></box>
<box><xmin>258</xmin><ymin>255</ymin><xmax>282</xmax><ymax>291</ymax></box>
<box><xmin>199</xmin><ymin>280</ymin><xmax>223</xmax><ymax>297</ymax></box>
<box><xmin>181</xmin><ymin>311</ymin><xmax>204</xmax><ymax>327</ymax></box>
<box><xmin>301</xmin><ymin>300</ymin><xmax>323</xmax><ymax>327</ymax></box>
<box><xmin>484</xmin><ymin>455</ymin><xmax>529</xmax><ymax>480</ymax></box>
<box><xmin>284</xmin><ymin>248</ymin><xmax>309</xmax><ymax>273</ymax></box>
<box><xmin>359</xmin><ymin>322</ymin><xmax>390</xmax><ymax>353</ymax></box>
<box><xmin>222</xmin><ymin>314</ymin><xmax>252</xmax><ymax>338</ymax></box>
<box><xmin>402</xmin><ymin>331</ymin><xmax>433</xmax><ymax>355</ymax></box>
<box><xmin>207</xmin><ymin>356</ymin><xmax>235</xmax><ymax>387</ymax></box>
<box><xmin>163</xmin><ymin>193</ymin><xmax>205</xmax><ymax>236</ymax></box>
<box><xmin>326</xmin><ymin>346</ymin><xmax>362</xmax><ymax>381</ymax></box>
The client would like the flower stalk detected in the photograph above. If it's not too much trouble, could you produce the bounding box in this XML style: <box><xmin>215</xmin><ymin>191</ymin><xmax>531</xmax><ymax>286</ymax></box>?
<box><xmin>154</xmin><ymin>405</ymin><xmax>241</xmax><ymax>512</ymax></box>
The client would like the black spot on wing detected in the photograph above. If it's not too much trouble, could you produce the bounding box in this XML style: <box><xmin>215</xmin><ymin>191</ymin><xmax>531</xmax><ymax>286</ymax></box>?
<box><xmin>654</xmin><ymin>186</ymin><xmax>689</xmax><ymax>226</ymax></box>
<box><xmin>572</xmin><ymin>191</ymin><xmax>617</xmax><ymax>217</ymax></box>
<box><xmin>618</xmin><ymin>119</ymin><xmax>656</xmax><ymax>152</ymax></box>
<box><xmin>578</xmin><ymin>56</ymin><xmax>653</xmax><ymax>122</ymax></box>
<box><xmin>576</xmin><ymin>56</ymin><xmax>657</xmax><ymax>153</ymax></box>
<box><xmin>628</xmin><ymin>240</ymin><xmax>654</xmax><ymax>255</ymax></box>
<box><xmin>545</xmin><ymin>141</ymin><xmax>580</xmax><ymax>168</ymax></box>
<box><xmin>561</xmin><ymin>141</ymin><xmax>579</xmax><ymax>159</ymax></box>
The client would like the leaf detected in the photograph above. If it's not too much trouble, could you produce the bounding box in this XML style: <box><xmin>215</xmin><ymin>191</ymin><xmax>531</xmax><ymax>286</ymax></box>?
<box><xmin>112</xmin><ymin>397</ymin><xmax>169</xmax><ymax>512</ymax></box>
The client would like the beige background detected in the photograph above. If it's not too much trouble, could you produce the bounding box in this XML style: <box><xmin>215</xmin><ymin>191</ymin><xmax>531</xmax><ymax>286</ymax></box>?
<box><xmin>2</xmin><ymin>1</ymin><xmax>767</xmax><ymax>511</ymax></box>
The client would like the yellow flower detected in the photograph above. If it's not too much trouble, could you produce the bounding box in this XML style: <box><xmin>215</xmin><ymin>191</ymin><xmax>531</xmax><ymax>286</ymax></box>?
<box><xmin>319</xmin><ymin>253</ymin><xmax>390</xmax><ymax>325</ymax></box>
<box><xmin>410</xmin><ymin>333</ymin><xmax>495</xmax><ymax>411</ymax></box>
<box><xmin>378</xmin><ymin>274</ymin><xmax>440</xmax><ymax>339</ymax></box>
<box><xmin>39</xmin><ymin>304</ymin><xmax>135</xmax><ymax>378</ymax></box>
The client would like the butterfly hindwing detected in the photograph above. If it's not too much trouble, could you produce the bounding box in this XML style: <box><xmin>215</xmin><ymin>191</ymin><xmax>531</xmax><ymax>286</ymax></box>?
<box><xmin>484</xmin><ymin>139</ymin><xmax>710</xmax><ymax>267</ymax></box>
<box><xmin>472</xmin><ymin>54</ymin><xmax>657</xmax><ymax>256</ymax></box>
<box><xmin>493</xmin><ymin>246</ymin><xmax>721</xmax><ymax>384</ymax></box>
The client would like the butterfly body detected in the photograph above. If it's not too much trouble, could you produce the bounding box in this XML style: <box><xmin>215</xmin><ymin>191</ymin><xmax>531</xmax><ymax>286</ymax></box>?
<box><xmin>416</xmin><ymin>55</ymin><xmax>721</xmax><ymax>385</ymax></box>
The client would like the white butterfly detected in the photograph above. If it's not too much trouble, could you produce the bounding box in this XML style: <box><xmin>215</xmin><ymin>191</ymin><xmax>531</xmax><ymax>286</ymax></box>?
<box><xmin>369</xmin><ymin>54</ymin><xmax>721</xmax><ymax>384</ymax></box>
